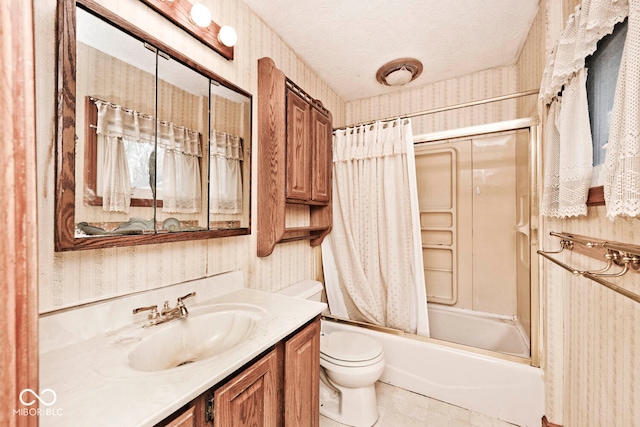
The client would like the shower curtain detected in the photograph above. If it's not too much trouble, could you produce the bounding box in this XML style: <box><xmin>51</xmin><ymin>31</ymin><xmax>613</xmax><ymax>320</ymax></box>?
<box><xmin>322</xmin><ymin>118</ymin><xmax>429</xmax><ymax>336</ymax></box>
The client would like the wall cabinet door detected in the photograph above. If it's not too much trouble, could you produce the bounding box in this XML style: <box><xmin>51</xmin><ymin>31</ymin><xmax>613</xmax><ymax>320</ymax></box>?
<box><xmin>311</xmin><ymin>109</ymin><xmax>332</xmax><ymax>203</ymax></box>
<box><xmin>286</xmin><ymin>90</ymin><xmax>312</xmax><ymax>201</ymax></box>
<box><xmin>284</xmin><ymin>320</ymin><xmax>320</xmax><ymax>427</ymax></box>
<box><xmin>213</xmin><ymin>347</ymin><xmax>283</xmax><ymax>427</ymax></box>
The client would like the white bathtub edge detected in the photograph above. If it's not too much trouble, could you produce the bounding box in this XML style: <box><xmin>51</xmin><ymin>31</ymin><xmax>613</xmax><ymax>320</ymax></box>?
<box><xmin>321</xmin><ymin>320</ymin><xmax>544</xmax><ymax>427</ymax></box>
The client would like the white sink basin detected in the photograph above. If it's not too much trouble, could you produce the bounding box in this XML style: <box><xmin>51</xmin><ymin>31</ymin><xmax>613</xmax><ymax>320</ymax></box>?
<box><xmin>128</xmin><ymin>304</ymin><xmax>266</xmax><ymax>371</ymax></box>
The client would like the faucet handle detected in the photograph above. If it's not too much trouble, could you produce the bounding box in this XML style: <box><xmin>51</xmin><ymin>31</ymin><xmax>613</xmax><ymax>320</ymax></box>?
<box><xmin>176</xmin><ymin>292</ymin><xmax>195</xmax><ymax>317</ymax></box>
<box><xmin>132</xmin><ymin>305</ymin><xmax>160</xmax><ymax>320</ymax></box>
<box><xmin>177</xmin><ymin>292</ymin><xmax>196</xmax><ymax>304</ymax></box>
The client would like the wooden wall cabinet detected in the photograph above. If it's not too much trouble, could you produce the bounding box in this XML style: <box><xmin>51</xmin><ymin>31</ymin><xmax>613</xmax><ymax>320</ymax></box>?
<box><xmin>257</xmin><ymin>57</ymin><xmax>333</xmax><ymax>257</ymax></box>
<box><xmin>156</xmin><ymin>318</ymin><xmax>320</xmax><ymax>427</ymax></box>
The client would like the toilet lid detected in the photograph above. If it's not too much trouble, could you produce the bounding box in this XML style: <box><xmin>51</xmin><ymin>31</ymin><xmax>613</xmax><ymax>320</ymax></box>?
<box><xmin>320</xmin><ymin>331</ymin><xmax>383</xmax><ymax>362</ymax></box>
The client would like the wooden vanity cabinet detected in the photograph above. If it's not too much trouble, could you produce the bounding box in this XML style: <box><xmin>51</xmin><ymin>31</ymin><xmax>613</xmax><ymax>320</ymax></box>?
<box><xmin>156</xmin><ymin>317</ymin><xmax>320</xmax><ymax>427</ymax></box>
<box><xmin>156</xmin><ymin>403</ymin><xmax>197</xmax><ymax>427</ymax></box>
<box><xmin>257</xmin><ymin>56</ymin><xmax>333</xmax><ymax>257</ymax></box>
<box><xmin>284</xmin><ymin>318</ymin><xmax>320</xmax><ymax>427</ymax></box>
<box><xmin>212</xmin><ymin>345</ymin><xmax>283</xmax><ymax>427</ymax></box>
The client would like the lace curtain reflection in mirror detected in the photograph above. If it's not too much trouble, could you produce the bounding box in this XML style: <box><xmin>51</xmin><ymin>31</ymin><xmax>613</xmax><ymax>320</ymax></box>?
<box><xmin>90</xmin><ymin>98</ymin><xmax>202</xmax><ymax>216</ymax></box>
<box><xmin>55</xmin><ymin>0</ymin><xmax>252</xmax><ymax>251</ymax></box>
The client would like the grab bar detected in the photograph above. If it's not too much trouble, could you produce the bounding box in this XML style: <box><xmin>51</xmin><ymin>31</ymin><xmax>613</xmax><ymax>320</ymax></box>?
<box><xmin>538</xmin><ymin>231</ymin><xmax>640</xmax><ymax>305</ymax></box>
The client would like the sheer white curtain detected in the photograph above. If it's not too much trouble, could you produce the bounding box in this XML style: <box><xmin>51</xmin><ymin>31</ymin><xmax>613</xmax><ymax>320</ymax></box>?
<box><xmin>160</xmin><ymin>124</ymin><xmax>202</xmax><ymax>214</ymax></box>
<box><xmin>94</xmin><ymin>99</ymin><xmax>202</xmax><ymax>214</ymax></box>
<box><xmin>209</xmin><ymin>131</ymin><xmax>243</xmax><ymax>214</ymax></box>
<box><xmin>539</xmin><ymin>0</ymin><xmax>628</xmax><ymax>218</ymax></box>
<box><xmin>603</xmin><ymin>0</ymin><xmax>640</xmax><ymax>219</ymax></box>
<box><xmin>541</xmin><ymin>70</ymin><xmax>593</xmax><ymax>217</ymax></box>
<box><xmin>99</xmin><ymin>133</ymin><xmax>132</xmax><ymax>213</ymax></box>
<box><xmin>95</xmin><ymin>101</ymin><xmax>154</xmax><ymax>213</ymax></box>
<box><xmin>322</xmin><ymin>118</ymin><xmax>429</xmax><ymax>336</ymax></box>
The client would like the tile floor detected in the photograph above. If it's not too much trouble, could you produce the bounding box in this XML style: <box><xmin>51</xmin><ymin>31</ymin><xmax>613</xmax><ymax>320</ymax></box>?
<box><xmin>319</xmin><ymin>382</ymin><xmax>520</xmax><ymax>427</ymax></box>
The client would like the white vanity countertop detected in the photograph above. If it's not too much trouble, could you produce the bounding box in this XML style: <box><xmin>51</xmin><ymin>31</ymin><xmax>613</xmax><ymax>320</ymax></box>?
<box><xmin>39</xmin><ymin>288</ymin><xmax>326</xmax><ymax>427</ymax></box>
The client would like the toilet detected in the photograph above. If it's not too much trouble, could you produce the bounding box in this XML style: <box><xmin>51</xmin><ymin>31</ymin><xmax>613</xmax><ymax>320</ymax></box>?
<box><xmin>277</xmin><ymin>281</ymin><xmax>385</xmax><ymax>427</ymax></box>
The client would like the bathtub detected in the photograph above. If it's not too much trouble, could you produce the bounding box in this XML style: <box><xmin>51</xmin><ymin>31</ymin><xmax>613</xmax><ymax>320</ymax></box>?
<box><xmin>427</xmin><ymin>303</ymin><xmax>530</xmax><ymax>358</ymax></box>
<box><xmin>320</xmin><ymin>318</ymin><xmax>544</xmax><ymax>427</ymax></box>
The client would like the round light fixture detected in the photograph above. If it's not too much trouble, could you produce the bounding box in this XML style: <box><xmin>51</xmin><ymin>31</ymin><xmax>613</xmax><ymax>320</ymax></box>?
<box><xmin>218</xmin><ymin>26</ymin><xmax>238</xmax><ymax>47</ymax></box>
<box><xmin>376</xmin><ymin>58</ymin><xmax>423</xmax><ymax>87</ymax></box>
<box><xmin>190</xmin><ymin>3</ymin><xmax>212</xmax><ymax>28</ymax></box>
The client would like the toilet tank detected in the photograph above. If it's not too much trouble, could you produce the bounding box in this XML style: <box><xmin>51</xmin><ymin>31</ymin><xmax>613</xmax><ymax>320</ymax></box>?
<box><xmin>276</xmin><ymin>280</ymin><xmax>324</xmax><ymax>301</ymax></box>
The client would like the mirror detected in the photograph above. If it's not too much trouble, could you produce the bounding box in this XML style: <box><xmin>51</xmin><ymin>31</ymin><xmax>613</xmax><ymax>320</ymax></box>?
<box><xmin>55</xmin><ymin>0</ymin><xmax>251</xmax><ymax>250</ymax></box>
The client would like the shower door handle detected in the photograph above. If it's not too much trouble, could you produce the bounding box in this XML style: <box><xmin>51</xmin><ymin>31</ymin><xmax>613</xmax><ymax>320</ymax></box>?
<box><xmin>514</xmin><ymin>222</ymin><xmax>530</xmax><ymax>268</ymax></box>
<box><xmin>514</xmin><ymin>223</ymin><xmax>529</xmax><ymax>239</ymax></box>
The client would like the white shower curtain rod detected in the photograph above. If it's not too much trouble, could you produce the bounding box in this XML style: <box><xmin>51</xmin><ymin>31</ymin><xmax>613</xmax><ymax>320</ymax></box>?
<box><xmin>333</xmin><ymin>89</ymin><xmax>539</xmax><ymax>131</ymax></box>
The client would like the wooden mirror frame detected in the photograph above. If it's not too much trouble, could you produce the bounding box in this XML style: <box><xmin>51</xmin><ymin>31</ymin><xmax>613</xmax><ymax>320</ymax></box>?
<box><xmin>55</xmin><ymin>0</ymin><xmax>252</xmax><ymax>251</ymax></box>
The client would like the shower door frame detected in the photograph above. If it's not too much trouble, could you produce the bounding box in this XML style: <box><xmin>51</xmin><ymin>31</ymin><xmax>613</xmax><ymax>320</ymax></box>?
<box><xmin>413</xmin><ymin>117</ymin><xmax>541</xmax><ymax>367</ymax></box>
<box><xmin>322</xmin><ymin>117</ymin><xmax>541</xmax><ymax>367</ymax></box>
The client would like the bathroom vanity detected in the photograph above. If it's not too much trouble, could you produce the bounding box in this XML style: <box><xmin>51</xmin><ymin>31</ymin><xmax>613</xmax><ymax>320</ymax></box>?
<box><xmin>39</xmin><ymin>272</ymin><xmax>325</xmax><ymax>427</ymax></box>
<box><xmin>158</xmin><ymin>319</ymin><xmax>319</xmax><ymax>427</ymax></box>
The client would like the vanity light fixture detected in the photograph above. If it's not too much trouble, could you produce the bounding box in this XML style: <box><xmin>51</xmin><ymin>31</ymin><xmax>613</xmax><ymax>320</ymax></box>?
<box><xmin>139</xmin><ymin>0</ymin><xmax>235</xmax><ymax>60</ymax></box>
<box><xmin>376</xmin><ymin>58</ymin><xmax>423</xmax><ymax>87</ymax></box>
<box><xmin>190</xmin><ymin>4</ymin><xmax>238</xmax><ymax>47</ymax></box>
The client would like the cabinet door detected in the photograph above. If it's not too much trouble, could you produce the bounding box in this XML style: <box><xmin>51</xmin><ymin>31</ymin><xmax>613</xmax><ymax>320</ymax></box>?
<box><xmin>156</xmin><ymin>404</ymin><xmax>196</xmax><ymax>427</ymax></box>
<box><xmin>286</xmin><ymin>90</ymin><xmax>312</xmax><ymax>201</ymax></box>
<box><xmin>214</xmin><ymin>347</ymin><xmax>283</xmax><ymax>427</ymax></box>
<box><xmin>284</xmin><ymin>319</ymin><xmax>320</xmax><ymax>427</ymax></box>
<box><xmin>311</xmin><ymin>109</ymin><xmax>332</xmax><ymax>203</ymax></box>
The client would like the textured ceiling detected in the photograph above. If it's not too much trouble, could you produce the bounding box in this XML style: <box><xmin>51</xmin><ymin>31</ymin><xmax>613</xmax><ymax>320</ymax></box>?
<box><xmin>244</xmin><ymin>0</ymin><xmax>540</xmax><ymax>102</ymax></box>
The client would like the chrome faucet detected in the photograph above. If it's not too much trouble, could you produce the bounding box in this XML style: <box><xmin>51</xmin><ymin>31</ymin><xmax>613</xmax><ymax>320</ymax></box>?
<box><xmin>133</xmin><ymin>292</ymin><xmax>196</xmax><ymax>327</ymax></box>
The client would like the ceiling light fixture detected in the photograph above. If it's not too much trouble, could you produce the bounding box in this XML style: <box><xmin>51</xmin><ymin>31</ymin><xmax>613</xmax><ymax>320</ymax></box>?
<box><xmin>376</xmin><ymin>58</ymin><xmax>423</xmax><ymax>87</ymax></box>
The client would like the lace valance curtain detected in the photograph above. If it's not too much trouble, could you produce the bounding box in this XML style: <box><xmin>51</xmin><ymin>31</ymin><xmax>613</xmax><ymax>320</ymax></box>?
<box><xmin>94</xmin><ymin>99</ymin><xmax>202</xmax><ymax>214</ymax></box>
<box><xmin>209</xmin><ymin>131</ymin><xmax>243</xmax><ymax>214</ymax></box>
<box><xmin>539</xmin><ymin>0</ymin><xmax>635</xmax><ymax>219</ymax></box>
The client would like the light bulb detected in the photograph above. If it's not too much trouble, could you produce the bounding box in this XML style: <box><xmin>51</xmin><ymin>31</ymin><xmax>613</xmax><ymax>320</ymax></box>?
<box><xmin>385</xmin><ymin>67</ymin><xmax>413</xmax><ymax>86</ymax></box>
<box><xmin>218</xmin><ymin>26</ymin><xmax>238</xmax><ymax>47</ymax></box>
<box><xmin>190</xmin><ymin>3</ymin><xmax>212</xmax><ymax>28</ymax></box>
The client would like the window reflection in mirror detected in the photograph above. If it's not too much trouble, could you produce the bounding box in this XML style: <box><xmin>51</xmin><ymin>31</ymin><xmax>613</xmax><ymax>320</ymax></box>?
<box><xmin>209</xmin><ymin>83</ymin><xmax>251</xmax><ymax>230</ymax></box>
<box><xmin>60</xmin><ymin>1</ymin><xmax>252</xmax><ymax>248</ymax></box>
<box><xmin>156</xmin><ymin>50</ymin><xmax>210</xmax><ymax>233</ymax></box>
<box><xmin>77</xmin><ymin>7</ymin><xmax>158</xmax><ymax>235</ymax></box>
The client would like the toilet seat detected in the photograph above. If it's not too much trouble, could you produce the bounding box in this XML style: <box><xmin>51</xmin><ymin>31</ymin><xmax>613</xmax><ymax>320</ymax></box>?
<box><xmin>320</xmin><ymin>350</ymin><xmax>384</xmax><ymax>368</ymax></box>
<box><xmin>320</xmin><ymin>331</ymin><xmax>384</xmax><ymax>367</ymax></box>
